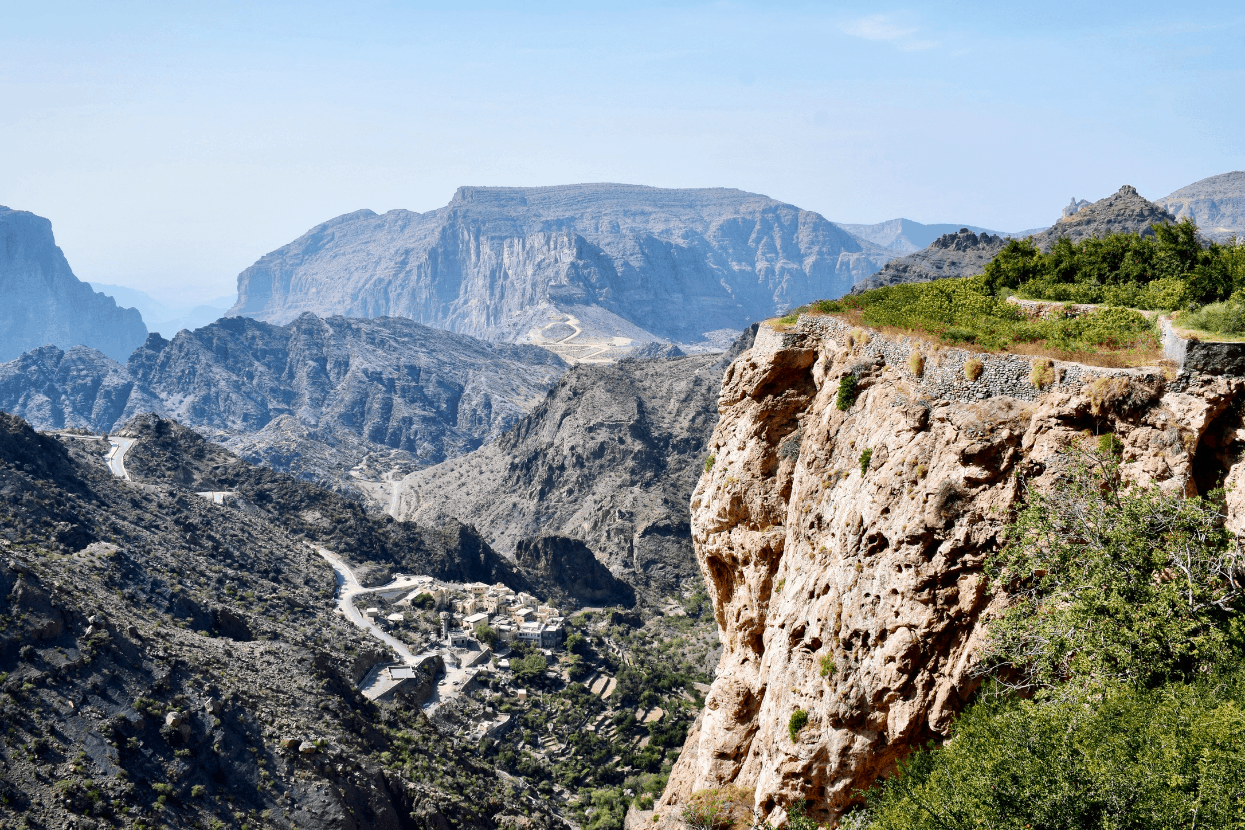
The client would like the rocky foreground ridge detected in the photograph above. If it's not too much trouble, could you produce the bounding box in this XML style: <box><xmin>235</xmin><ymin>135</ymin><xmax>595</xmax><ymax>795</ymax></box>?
<box><xmin>853</xmin><ymin>185</ymin><xmax>1181</xmax><ymax>292</ymax></box>
<box><xmin>655</xmin><ymin>314</ymin><xmax>1245</xmax><ymax>825</ymax></box>
<box><xmin>0</xmin><ymin>206</ymin><xmax>147</xmax><ymax>362</ymax></box>
<box><xmin>228</xmin><ymin>184</ymin><xmax>893</xmax><ymax>351</ymax></box>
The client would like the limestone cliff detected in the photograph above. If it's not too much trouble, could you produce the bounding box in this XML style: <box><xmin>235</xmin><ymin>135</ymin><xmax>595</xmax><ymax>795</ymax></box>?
<box><xmin>228</xmin><ymin>184</ymin><xmax>893</xmax><ymax>351</ymax></box>
<box><xmin>0</xmin><ymin>206</ymin><xmax>147</xmax><ymax>362</ymax></box>
<box><xmin>657</xmin><ymin>315</ymin><xmax>1245</xmax><ymax>826</ymax></box>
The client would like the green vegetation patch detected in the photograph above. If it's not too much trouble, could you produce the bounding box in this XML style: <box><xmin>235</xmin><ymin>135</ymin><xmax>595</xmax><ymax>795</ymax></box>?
<box><xmin>860</xmin><ymin>442</ymin><xmax>1245</xmax><ymax>829</ymax></box>
<box><xmin>808</xmin><ymin>222</ymin><xmax>1245</xmax><ymax>359</ymax></box>
<box><xmin>788</xmin><ymin>709</ymin><xmax>809</xmax><ymax>743</ymax></box>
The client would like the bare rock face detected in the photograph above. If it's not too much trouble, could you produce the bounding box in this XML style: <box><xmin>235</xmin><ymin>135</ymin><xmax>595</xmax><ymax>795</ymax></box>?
<box><xmin>1158</xmin><ymin>170</ymin><xmax>1245</xmax><ymax>242</ymax></box>
<box><xmin>0</xmin><ymin>207</ymin><xmax>147</xmax><ymax>362</ymax></box>
<box><xmin>515</xmin><ymin>535</ymin><xmax>636</xmax><ymax>608</ymax></box>
<box><xmin>853</xmin><ymin>185</ymin><xmax>1180</xmax><ymax>293</ymax></box>
<box><xmin>657</xmin><ymin>317</ymin><xmax>1245</xmax><ymax>826</ymax></box>
<box><xmin>0</xmin><ymin>344</ymin><xmax>165</xmax><ymax>431</ymax></box>
<box><xmin>228</xmin><ymin>184</ymin><xmax>893</xmax><ymax>348</ymax></box>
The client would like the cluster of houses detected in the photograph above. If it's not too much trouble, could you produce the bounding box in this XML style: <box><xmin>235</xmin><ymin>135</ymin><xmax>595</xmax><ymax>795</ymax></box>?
<box><xmin>392</xmin><ymin>577</ymin><xmax>567</xmax><ymax>651</ymax></box>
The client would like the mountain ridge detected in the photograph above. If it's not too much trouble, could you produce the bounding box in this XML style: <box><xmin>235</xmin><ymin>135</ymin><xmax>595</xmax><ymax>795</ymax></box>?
<box><xmin>227</xmin><ymin>184</ymin><xmax>894</xmax><ymax>357</ymax></box>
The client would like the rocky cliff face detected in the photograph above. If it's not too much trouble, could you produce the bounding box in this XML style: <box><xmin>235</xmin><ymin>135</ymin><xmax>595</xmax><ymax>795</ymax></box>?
<box><xmin>394</xmin><ymin>329</ymin><xmax>756</xmax><ymax>600</ymax></box>
<box><xmin>1158</xmin><ymin>170</ymin><xmax>1245</xmax><ymax>242</ymax></box>
<box><xmin>656</xmin><ymin>315</ymin><xmax>1245</xmax><ymax>826</ymax></box>
<box><xmin>853</xmin><ymin>185</ymin><xmax>1180</xmax><ymax>293</ymax></box>
<box><xmin>0</xmin><ymin>344</ymin><xmax>165</xmax><ymax>431</ymax></box>
<box><xmin>228</xmin><ymin>185</ymin><xmax>892</xmax><ymax>351</ymax></box>
<box><xmin>0</xmin><ymin>206</ymin><xmax>147</xmax><ymax>362</ymax></box>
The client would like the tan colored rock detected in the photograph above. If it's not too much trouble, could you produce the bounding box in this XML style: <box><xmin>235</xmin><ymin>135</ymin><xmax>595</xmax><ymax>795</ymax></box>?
<box><xmin>657</xmin><ymin>317</ymin><xmax>1245</xmax><ymax>827</ymax></box>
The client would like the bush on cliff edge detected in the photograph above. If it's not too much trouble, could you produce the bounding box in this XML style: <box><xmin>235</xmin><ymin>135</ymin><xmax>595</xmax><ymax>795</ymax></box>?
<box><xmin>862</xmin><ymin>444</ymin><xmax>1245</xmax><ymax>829</ymax></box>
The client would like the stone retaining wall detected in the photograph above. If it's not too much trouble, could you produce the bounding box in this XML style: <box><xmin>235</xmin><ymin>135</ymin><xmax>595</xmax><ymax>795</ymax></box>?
<box><xmin>794</xmin><ymin>315</ymin><xmax>1168</xmax><ymax>403</ymax></box>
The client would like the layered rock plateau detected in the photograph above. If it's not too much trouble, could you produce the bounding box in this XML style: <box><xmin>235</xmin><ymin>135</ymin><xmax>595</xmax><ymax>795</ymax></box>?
<box><xmin>657</xmin><ymin>314</ymin><xmax>1245</xmax><ymax>826</ymax></box>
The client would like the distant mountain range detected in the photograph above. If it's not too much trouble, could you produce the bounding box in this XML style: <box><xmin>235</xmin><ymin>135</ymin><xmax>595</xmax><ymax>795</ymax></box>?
<box><xmin>0</xmin><ymin>314</ymin><xmax>567</xmax><ymax>500</ymax></box>
<box><xmin>226</xmin><ymin>184</ymin><xmax>896</xmax><ymax>358</ymax></box>
<box><xmin>834</xmin><ymin>218</ymin><xmax>1006</xmax><ymax>254</ymax></box>
<box><xmin>1157</xmin><ymin>171</ymin><xmax>1245</xmax><ymax>242</ymax></box>
<box><xmin>852</xmin><ymin>184</ymin><xmax>1183</xmax><ymax>293</ymax></box>
<box><xmin>88</xmin><ymin>283</ymin><xmax>235</xmax><ymax>338</ymax></box>
<box><xmin>0</xmin><ymin>206</ymin><xmax>147</xmax><ymax>362</ymax></box>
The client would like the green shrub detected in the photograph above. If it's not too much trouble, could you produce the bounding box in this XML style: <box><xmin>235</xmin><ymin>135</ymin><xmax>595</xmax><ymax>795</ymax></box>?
<box><xmin>1097</xmin><ymin>432</ymin><xmax>1124</xmax><ymax>457</ymax></box>
<box><xmin>836</xmin><ymin>375</ymin><xmax>858</xmax><ymax>411</ymax></box>
<box><xmin>865</xmin><ymin>675</ymin><xmax>1245</xmax><ymax>830</ymax></box>
<box><xmin>1181</xmin><ymin>292</ymin><xmax>1245</xmax><ymax>335</ymax></box>
<box><xmin>819</xmin><ymin>655</ymin><xmax>835</xmax><ymax>678</ymax></box>
<box><xmin>859</xmin><ymin>449</ymin><xmax>872</xmax><ymax>476</ymax></box>
<box><xmin>703</xmin><ymin>455</ymin><xmax>715</xmax><ymax>473</ymax></box>
<box><xmin>982</xmin><ymin>445</ymin><xmax>1242</xmax><ymax>694</ymax></box>
<box><xmin>788</xmin><ymin>709</ymin><xmax>809</xmax><ymax>743</ymax></box>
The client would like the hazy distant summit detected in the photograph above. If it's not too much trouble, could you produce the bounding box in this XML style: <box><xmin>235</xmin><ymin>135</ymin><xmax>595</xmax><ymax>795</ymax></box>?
<box><xmin>228</xmin><ymin>183</ymin><xmax>893</xmax><ymax>355</ymax></box>
<box><xmin>1158</xmin><ymin>171</ymin><xmax>1245</xmax><ymax>242</ymax></box>
<box><xmin>835</xmin><ymin>218</ymin><xmax>1004</xmax><ymax>254</ymax></box>
<box><xmin>0</xmin><ymin>206</ymin><xmax>147</xmax><ymax>362</ymax></box>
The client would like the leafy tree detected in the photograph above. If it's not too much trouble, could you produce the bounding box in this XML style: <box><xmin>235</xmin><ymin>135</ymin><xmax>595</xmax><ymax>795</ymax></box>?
<box><xmin>865</xmin><ymin>676</ymin><xmax>1245</xmax><ymax>830</ymax></box>
<box><xmin>473</xmin><ymin>623</ymin><xmax>499</xmax><ymax>647</ymax></box>
<box><xmin>981</xmin><ymin>445</ymin><xmax>1243</xmax><ymax>694</ymax></box>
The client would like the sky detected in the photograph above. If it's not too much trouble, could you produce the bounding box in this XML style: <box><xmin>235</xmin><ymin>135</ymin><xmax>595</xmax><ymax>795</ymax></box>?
<box><xmin>2</xmin><ymin>1</ymin><xmax>1244</xmax><ymax>305</ymax></box>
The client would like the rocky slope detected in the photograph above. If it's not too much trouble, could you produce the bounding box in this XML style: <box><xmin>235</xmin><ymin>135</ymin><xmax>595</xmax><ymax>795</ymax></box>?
<box><xmin>227</xmin><ymin>185</ymin><xmax>893</xmax><ymax>354</ymax></box>
<box><xmin>394</xmin><ymin>328</ymin><xmax>757</xmax><ymax>601</ymax></box>
<box><xmin>1158</xmin><ymin>170</ymin><xmax>1245</xmax><ymax>242</ymax></box>
<box><xmin>853</xmin><ymin>185</ymin><xmax>1180</xmax><ymax>292</ymax></box>
<box><xmin>0</xmin><ymin>206</ymin><xmax>147</xmax><ymax>362</ymax></box>
<box><xmin>0</xmin><ymin>411</ymin><xmax>566</xmax><ymax>829</ymax></box>
<box><xmin>0</xmin><ymin>344</ymin><xmax>166</xmax><ymax>431</ymax></box>
<box><xmin>850</xmin><ymin>227</ymin><xmax>1009</xmax><ymax>292</ymax></box>
<box><xmin>654</xmin><ymin>314</ymin><xmax>1245</xmax><ymax>826</ymax></box>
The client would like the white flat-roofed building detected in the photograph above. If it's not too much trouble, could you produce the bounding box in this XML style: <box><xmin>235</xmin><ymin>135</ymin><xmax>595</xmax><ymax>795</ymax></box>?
<box><xmin>463</xmin><ymin>612</ymin><xmax>490</xmax><ymax>629</ymax></box>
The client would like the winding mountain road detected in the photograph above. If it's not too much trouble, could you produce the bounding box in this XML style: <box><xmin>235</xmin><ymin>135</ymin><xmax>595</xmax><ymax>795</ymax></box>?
<box><xmin>105</xmin><ymin>437</ymin><xmax>135</xmax><ymax>480</ymax></box>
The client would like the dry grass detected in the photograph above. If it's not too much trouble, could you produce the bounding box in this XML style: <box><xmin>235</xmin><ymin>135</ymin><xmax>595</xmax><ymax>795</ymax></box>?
<box><xmin>819</xmin><ymin>308</ymin><xmax>1165</xmax><ymax>369</ymax></box>
<box><xmin>1030</xmin><ymin>359</ymin><xmax>1056</xmax><ymax>389</ymax></box>
<box><xmin>964</xmin><ymin>359</ymin><xmax>984</xmax><ymax>382</ymax></box>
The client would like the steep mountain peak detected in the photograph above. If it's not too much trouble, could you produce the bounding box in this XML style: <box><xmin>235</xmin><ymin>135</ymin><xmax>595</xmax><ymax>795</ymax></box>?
<box><xmin>1036</xmin><ymin>183</ymin><xmax>1175</xmax><ymax>246</ymax></box>
<box><xmin>0</xmin><ymin>205</ymin><xmax>147</xmax><ymax>362</ymax></box>
<box><xmin>854</xmin><ymin>184</ymin><xmax>1179</xmax><ymax>293</ymax></box>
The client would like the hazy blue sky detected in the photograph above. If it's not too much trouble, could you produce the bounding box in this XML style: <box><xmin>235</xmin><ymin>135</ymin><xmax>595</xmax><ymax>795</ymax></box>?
<box><xmin>3</xmin><ymin>1</ymin><xmax>1243</xmax><ymax>303</ymax></box>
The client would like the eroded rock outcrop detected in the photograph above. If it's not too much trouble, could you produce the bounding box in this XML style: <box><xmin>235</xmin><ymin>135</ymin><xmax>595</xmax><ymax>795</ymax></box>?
<box><xmin>657</xmin><ymin>316</ymin><xmax>1245</xmax><ymax>826</ymax></box>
